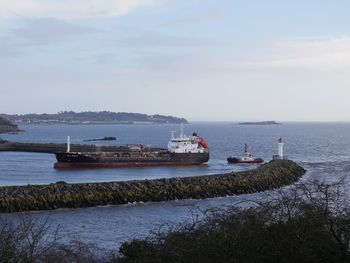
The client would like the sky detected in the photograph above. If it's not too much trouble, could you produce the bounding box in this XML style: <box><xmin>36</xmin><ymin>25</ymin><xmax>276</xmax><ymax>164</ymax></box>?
<box><xmin>1</xmin><ymin>0</ymin><xmax>350</xmax><ymax>121</ymax></box>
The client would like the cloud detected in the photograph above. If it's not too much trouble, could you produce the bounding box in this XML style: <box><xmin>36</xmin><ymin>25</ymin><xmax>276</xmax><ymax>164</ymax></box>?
<box><xmin>159</xmin><ymin>10</ymin><xmax>230</xmax><ymax>27</ymax></box>
<box><xmin>0</xmin><ymin>36</ymin><xmax>22</xmax><ymax>57</ymax></box>
<box><xmin>134</xmin><ymin>36</ymin><xmax>350</xmax><ymax>74</ymax></box>
<box><xmin>119</xmin><ymin>30</ymin><xmax>217</xmax><ymax>48</ymax></box>
<box><xmin>0</xmin><ymin>0</ymin><xmax>157</xmax><ymax>21</ymax></box>
<box><xmin>128</xmin><ymin>36</ymin><xmax>350</xmax><ymax>74</ymax></box>
<box><xmin>12</xmin><ymin>18</ymin><xmax>96</xmax><ymax>44</ymax></box>
<box><xmin>223</xmin><ymin>37</ymin><xmax>350</xmax><ymax>73</ymax></box>
<box><xmin>0</xmin><ymin>18</ymin><xmax>97</xmax><ymax>58</ymax></box>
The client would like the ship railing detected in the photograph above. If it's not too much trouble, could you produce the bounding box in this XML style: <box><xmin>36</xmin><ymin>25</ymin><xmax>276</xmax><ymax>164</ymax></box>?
<box><xmin>96</xmin><ymin>155</ymin><xmax>171</xmax><ymax>161</ymax></box>
<box><xmin>85</xmin><ymin>152</ymin><xmax>171</xmax><ymax>160</ymax></box>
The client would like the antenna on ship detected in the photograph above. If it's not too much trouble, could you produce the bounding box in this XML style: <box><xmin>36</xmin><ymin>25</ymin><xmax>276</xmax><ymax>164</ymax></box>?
<box><xmin>66</xmin><ymin>136</ymin><xmax>71</xmax><ymax>153</ymax></box>
<box><xmin>171</xmin><ymin>131</ymin><xmax>175</xmax><ymax>139</ymax></box>
<box><xmin>180</xmin><ymin>123</ymin><xmax>184</xmax><ymax>138</ymax></box>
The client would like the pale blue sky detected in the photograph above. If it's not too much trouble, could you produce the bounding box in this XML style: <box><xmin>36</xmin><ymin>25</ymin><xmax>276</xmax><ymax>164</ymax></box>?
<box><xmin>1</xmin><ymin>0</ymin><xmax>350</xmax><ymax>121</ymax></box>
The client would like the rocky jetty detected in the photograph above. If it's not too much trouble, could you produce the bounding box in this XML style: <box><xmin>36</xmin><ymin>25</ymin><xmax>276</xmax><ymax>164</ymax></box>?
<box><xmin>0</xmin><ymin>116</ymin><xmax>20</xmax><ymax>134</ymax></box>
<box><xmin>0</xmin><ymin>141</ymin><xmax>161</xmax><ymax>153</ymax></box>
<box><xmin>0</xmin><ymin>160</ymin><xmax>305</xmax><ymax>213</ymax></box>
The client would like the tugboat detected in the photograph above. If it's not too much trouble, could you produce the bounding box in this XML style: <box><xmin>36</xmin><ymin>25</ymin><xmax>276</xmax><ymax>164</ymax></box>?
<box><xmin>54</xmin><ymin>128</ymin><xmax>209</xmax><ymax>169</ymax></box>
<box><xmin>227</xmin><ymin>144</ymin><xmax>264</xmax><ymax>164</ymax></box>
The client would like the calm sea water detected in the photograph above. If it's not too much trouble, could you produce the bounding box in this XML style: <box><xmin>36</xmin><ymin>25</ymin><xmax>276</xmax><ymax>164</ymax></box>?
<box><xmin>1</xmin><ymin>122</ymin><xmax>350</xmax><ymax>251</ymax></box>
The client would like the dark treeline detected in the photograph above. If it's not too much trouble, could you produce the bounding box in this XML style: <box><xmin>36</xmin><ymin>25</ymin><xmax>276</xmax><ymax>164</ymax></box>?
<box><xmin>1</xmin><ymin>180</ymin><xmax>350</xmax><ymax>262</ymax></box>
<box><xmin>0</xmin><ymin>116</ymin><xmax>16</xmax><ymax>127</ymax></box>
<box><xmin>0</xmin><ymin>116</ymin><xmax>19</xmax><ymax>133</ymax></box>
<box><xmin>2</xmin><ymin>111</ymin><xmax>188</xmax><ymax>124</ymax></box>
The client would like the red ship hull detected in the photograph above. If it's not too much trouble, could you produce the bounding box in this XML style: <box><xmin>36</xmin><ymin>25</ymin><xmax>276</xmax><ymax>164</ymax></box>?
<box><xmin>54</xmin><ymin>151</ymin><xmax>209</xmax><ymax>169</ymax></box>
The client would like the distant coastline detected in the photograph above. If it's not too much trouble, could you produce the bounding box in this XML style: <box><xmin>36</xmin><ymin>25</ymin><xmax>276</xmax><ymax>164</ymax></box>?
<box><xmin>238</xmin><ymin>121</ymin><xmax>281</xmax><ymax>125</ymax></box>
<box><xmin>1</xmin><ymin>111</ymin><xmax>188</xmax><ymax>125</ymax></box>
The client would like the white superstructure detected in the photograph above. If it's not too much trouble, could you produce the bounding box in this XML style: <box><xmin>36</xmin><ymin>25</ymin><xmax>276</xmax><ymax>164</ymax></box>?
<box><xmin>167</xmin><ymin>129</ymin><xmax>208</xmax><ymax>154</ymax></box>
<box><xmin>241</xmin><ymin>144</ymin><xmax>256</xmax><ymax>161</ymax></box>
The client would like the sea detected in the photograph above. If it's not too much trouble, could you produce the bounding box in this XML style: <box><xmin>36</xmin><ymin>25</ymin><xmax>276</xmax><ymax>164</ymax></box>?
<box><xmin>0</xmin><ymin>122</ymin><xmax>350</xmax><ymax>252</ymax></box>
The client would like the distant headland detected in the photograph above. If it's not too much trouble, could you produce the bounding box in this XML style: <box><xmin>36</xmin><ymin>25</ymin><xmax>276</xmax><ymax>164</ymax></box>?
<box><xmin>1</xmin><ymin>111</ymin><xmax>188</xmax><ymax>125</ymax></box>
<box><xmin>0</xmin><ymin>116</ymin><xmax>20</xmax><ymax>134</ymax></box>
<box><xmin>238</xmin><ymin>121</ymin><xmax>281</xmax><ymax>125</ymax></box>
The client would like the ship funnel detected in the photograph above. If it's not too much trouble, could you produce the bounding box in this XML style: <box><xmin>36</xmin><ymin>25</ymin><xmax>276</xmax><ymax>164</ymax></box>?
<box><xmin>67</xmin><ymin>136</ymin><xmax>71</xmax><ymax>152</ymax></box>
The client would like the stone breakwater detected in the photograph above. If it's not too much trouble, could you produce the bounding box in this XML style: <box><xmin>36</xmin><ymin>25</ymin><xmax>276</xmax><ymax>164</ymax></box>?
<box><xmin>0</xmin><ymin>141</ymin><xmax>162</xmax><ymax>153</ymax></box>
<box><xmin>0</xmin><ymin>160</ymin><xmax>305</xmax><ymax>213</ymax></box>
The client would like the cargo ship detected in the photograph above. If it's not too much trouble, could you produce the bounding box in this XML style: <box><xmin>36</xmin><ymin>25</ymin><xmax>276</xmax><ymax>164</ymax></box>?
<box><xmin>54</xmin><ymin>131</ymin><xmax>209</xmax><ymax>169</ymax></box>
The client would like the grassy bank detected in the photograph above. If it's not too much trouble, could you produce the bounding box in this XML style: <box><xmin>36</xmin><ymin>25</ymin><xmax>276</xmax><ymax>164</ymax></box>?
<box><xmin>116</xmin><ymin>180</ymin><xmax>350</xmax><ymax>263</ymax></box>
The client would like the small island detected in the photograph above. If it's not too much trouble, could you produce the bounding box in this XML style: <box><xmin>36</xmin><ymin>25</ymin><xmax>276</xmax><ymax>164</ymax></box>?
<box><xmin>238</xmin><ymin>121</ymin><xmax>281</xmax><ymax>125</ymax></box>
<box><xmin>2</xmin><ymin>111</ymin><xmax>188</xmax><ymax>125</ymax></box>
<box><xmin>0</xmin><ymin>116</ymin><xmax>20</xmax><ymax>134</ymax></box>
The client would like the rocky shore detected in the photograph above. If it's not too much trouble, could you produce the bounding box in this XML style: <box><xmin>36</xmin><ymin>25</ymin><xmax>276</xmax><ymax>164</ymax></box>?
<box><xmin>0</xmin><ymin>160</ymin><xmax>305</xmax><ymax>213</ymax></box>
